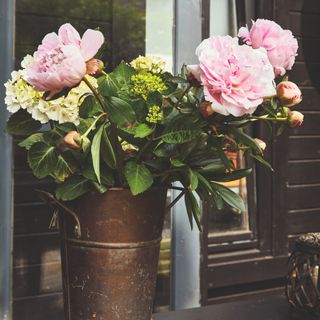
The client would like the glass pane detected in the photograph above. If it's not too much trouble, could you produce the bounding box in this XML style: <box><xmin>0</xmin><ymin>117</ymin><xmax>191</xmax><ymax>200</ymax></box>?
<box><xmin>15</xmin><ymin>0</ymin><xmax>174</xmax><ymax>314</ymax></box>
<box><xmin>207</xmin><ymin>151</ymin><xmax>250</xmax><ymax>234</ymax></box>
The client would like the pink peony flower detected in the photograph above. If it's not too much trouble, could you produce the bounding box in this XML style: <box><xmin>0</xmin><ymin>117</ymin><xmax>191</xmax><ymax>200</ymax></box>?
<box><xmin>189</xmin><ymin>36</ymin><xmax>276</xmax><ymax>117</ymax></box>
<box><xmin>26</xmin><ymin>23</ymin><xmax>104</xmax><ymax>94</ymax></box>
<box><xmin>276</xmin><ymin>81</ymin><xmax>302</xmax><ymax>107</ymax></box>
<box><xmin>238</xmin><ymin>19</ymin><xmax>298</xmax><ymax>76</ymax></box>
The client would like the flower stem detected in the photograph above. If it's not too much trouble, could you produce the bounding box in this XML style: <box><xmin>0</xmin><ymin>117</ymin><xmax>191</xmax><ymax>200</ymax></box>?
<box><xmin>83</xmin><ymin>75</ymin><xmax>105</xmax><ymax>111</ymax></box>
<box><xmin>82</xmin><ymin>113</ymin><xmax>106</xmax><ymax>138</ymax></box>
<box><xmin>250</xmin><ymin>116</ymin><xmax>287</xmax><ymax>122</ymax></box>
<box><xmin>174</xmin><ymin>84</ymin><xmax>192</xmax><ymax>111</ymax></box>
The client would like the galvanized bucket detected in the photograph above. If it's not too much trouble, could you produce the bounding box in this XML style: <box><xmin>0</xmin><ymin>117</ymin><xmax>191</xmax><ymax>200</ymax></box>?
<box><xmin>59</xmin><ymin>187</ymin><xmax>167</xmax><ymax>320</ymax></box>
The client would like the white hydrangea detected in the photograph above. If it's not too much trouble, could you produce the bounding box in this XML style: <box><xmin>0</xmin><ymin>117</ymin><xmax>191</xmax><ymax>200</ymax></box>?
<box><xmin>4</xmin><ymin>70</ymin><xmax>43</xmax><ymax>114</ymax></box>
<box><xmin>37</xmin><ymin>77</ymin><xmax>98</xmax><ymax>125</ymax></box>
<box><xmin>4</xmin><ymin>54</ymin><xmax>98</xmax><ymax>125</ymax></box>
<box><xmin>130</xmin><ymin>55</ymin><xmax>166</xmax><ymax>73</ymax></box>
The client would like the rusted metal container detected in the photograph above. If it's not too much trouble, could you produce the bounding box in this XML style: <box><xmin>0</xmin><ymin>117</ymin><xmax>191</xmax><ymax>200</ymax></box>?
<box><xmin>59</xmin><ymin>187</ymin><xmax>167</xmax><ymax>320</ymax></box>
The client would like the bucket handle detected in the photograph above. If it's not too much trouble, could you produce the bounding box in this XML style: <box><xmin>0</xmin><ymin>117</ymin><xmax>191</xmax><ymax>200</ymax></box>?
<box><xmin>36</xmin><ymin>189</ymin><xmax>82</xmax><ymax>238</ymax></box>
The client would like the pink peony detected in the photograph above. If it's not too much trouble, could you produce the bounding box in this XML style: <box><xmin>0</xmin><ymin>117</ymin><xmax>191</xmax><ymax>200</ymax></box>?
<box><xmin>238</xmin><ymin>19</ymin><xmax>298</xmax><ymax>76</ymax></box>
<box><xmin>189</xmin><ymin>36</ymin><xmax>276</xmax><ymax>117</ymax></box>
<box><xmin>26</xmin><ymin>23</ymin><xmax>104</xmax><ymax>94</ymax></box>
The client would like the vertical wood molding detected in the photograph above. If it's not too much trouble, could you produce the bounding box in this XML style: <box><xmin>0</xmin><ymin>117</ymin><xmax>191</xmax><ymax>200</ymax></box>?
<box><xmin>0</xmin><ymin>0</ymin><xmax>15</xmax><ymax>319</ymax></box>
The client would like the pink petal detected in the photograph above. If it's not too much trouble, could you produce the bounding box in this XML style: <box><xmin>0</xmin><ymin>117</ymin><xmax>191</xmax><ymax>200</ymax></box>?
<box><xmin>38</xmin><ymin>32</ymin><xmax>60</xmax><ymax>51</ymax></box>
<box><xmin>58</xmin><ymin>23</ymin><xmax>81</xmax><ymax>46</ymax></box>
<box><xmin>80</xmin><ymin>29</ymin><xmax>104</xmax><ymax>61</ymax></box>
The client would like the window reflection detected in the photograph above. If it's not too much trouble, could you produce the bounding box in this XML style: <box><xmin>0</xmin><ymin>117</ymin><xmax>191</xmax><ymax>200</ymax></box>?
<box><xmin>208</xmin><ymin>151</ymin><xmax>250</xmax><ymax>234</ymax></box>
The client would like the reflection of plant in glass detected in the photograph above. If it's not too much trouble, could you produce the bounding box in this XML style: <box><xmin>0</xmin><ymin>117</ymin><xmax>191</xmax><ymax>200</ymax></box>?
<box><xmin>5</xmin><ymin>21</ymin><xmax>302</xmax><ymax>229</ymax></box>
<box><xmin>112</xmin><ymin>0</ymin><xmax>146</xmax><ymax>66</ymax></box>
<box><xmin>15</xmin><ymin>0</ymin><xmax>146</xmax><ymax>69</ymax></box>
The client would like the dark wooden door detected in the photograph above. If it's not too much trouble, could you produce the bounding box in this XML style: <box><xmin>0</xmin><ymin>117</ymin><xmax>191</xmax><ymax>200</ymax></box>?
<box><xmin>202</xmin><ymin>0</ymin><xmax>320</xmax><ymax>305</ymax></box>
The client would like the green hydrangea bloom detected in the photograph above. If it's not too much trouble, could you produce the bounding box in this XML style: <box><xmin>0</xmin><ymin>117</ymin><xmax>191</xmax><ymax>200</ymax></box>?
<box><xmin>131</xmin><ymin>73</ymin><xmax>167</xmax><ymax>100</ymax></box>
<box><xmin>146</xmin><ymin>105</ymin><xmax>163</xmax><ymax>123</ymax></box>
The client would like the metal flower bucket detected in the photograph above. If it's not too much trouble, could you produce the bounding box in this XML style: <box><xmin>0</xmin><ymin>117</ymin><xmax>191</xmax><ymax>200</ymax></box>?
<box><xmin>58</xmin><ymin>188</ymin><xmax>167</xmax><ymax>320</ymax></box>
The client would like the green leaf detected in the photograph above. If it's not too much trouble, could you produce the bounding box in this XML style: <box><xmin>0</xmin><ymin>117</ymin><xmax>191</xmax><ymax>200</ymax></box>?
<box><xmin>211</xmin><ymin>182</ymin><xmax>245</xmax><ymax>212</ymax></box>
<box><xmin>124</xmin><ymin>161</ymin><xmax>153</xmax><ymax>195</ymax></box>
<box><xmin>91</xmin><ymin>181</ymin><xmax>108</xmax><ymax>193</ymax></box>
<box><xmin>250</xmin><ymin>153</ymin><xmax>274</xmax><ymax>171</ymax></box>
<box><xmin>198</xmin><ymin>161</ymin><xmax>226</xmax><ymax>174</ymax></box>
<box><xmin>55</xmin><ymin>122</ymin><xmax>76</xmax><ymax>133</ymax></box>
<box><xmin>184</xmin><ymin>190</ymin><xmax>201</xmax><ymax>230</ymax></box>
<box><xmin>153</xmin><ymin>143</ymin><xmax>177</xmax><ymax>158</ymax></box>
<box><xmin>79</xmin><ymin>95</ymin><xmax>103</xmax><ymax>118</ymax></box>
<box><xmin>81</xmin><ymin>136</ymin><xmax>91</xmax><ymax>153</ymax></box>
<box><xmin>101</xmin><ymin>124</ymin><xmax>116</xmax><ymax>169</ymax></box>
<box><xmin>162</xmin><ymin>114</ymin><xmax>202</xmax><ymax>144</ymax></box>
<box><xmin>112</xmin><ymin>62</ymin><xmax>135</xmax><ymax>89</ymax></box>
<box><xmin>276</xmin><ymin>125</ymin><xmax>285</xmax><ymax>136</ymax></box>
<box><xmin>18</xmin><ymin>133</ymin><xmax>44</xmax><ymax>150</ymax></box>
<box><xmin>91</xmin><ymin>125</ymin><xmax>104</xmax><ymax>183</ymax></box>
<box><xmin>217</xmin><ymin>147</ymin><xmax>234</xmax><ymax>171</ymax></box>
<box><xmin>170</xmin><ymin>158</ymin><xmax>185</xmax><ymax>167</ymax></box>
<box><xmin>77</xmin><ymin>118</ymin><xmax>95</xmax><ymax>135</ymax></box>
<box><xmin>147</xmin><ymin>91</ymin><xmax>163</xmax><ymax>107</ymax></box>
<box><xmin>53</xmin><ymin>153</ymin><xmax>76</xmax><ymax>182</ymax></box>
<box><xmin>134</xmin><ymin>123</ymin><xmax>154</xmax><ymax>138</ymax></box>
<box><xmin>56</xmin><ymin>176</ymin><xmax>91</xmax><ymax>201</ymax></box>
<box><xmin>106</xmin><ymin>96</ymin><xmax>136</xmax><ymax>126</ymax></box>
<box><xmin>213</xmin><ymin>168</ymin><xmax>252</xmax><ymax>182</ymax></box>
<box><xmin>82</xmin><ymin>165</ymin><xmax>114</xmax><ymax>186</ymax></box>
<box><xmin>130</xmin><ymin>99</ymin><xmax>148</xmax><ymax>122</ymax></box>
<box><xmin>6</xmin><ymin>109</ymin><xmax>42</xmax><ymax>136</ymax></box>
<box><xmin>229</xmin><ymin>127</ymin><xmax>262</xmax><ymax>155</ymax></box>
<box><xmin>98</xmin><ymin>74</ymin><xmax>118</xmax><ymax>96</ymax></box>
<box><xmin>168</xmin><ymin>76</ymin><xmax>189</xmax><ymax>84</ymax></box>
<box><xmin>162</xmin><ymin>130</ymin><xmax>201</xmax><ymax>144</ymax></box>
<box><xmin>28</xmin><ymin>142</ymin><xmax>58</xmax><ymax>178</ymax></box>
<box><xmin>188</xmin><ymin>169</ymin><xmax>198</xmax><ymax>190</ymax></box>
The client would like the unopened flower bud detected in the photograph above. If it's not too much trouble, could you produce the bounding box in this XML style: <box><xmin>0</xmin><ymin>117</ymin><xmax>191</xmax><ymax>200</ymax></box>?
<box><xmin>276</xmin><ymin>81</ymin><xmax>302</xmax><ymax>107</ymax></box>
<box><xmin>254</xmin><ymin>138</ymin><xmax>267</xmax><ymax>151</ymax></box>
<box><xmin>199</xmin><ymin>101</ymin><xmax>214</xmax><ymax>117</ymax></box>
<box><xmin>86</xmin><ymin>59</ymin><xmax>104</xmax><ymax>76</ymax></box>
<box><xmin>187</xmin><ymin>65</ymin><xmax>201</xmax><ymax>87</ymax></box>
<box><xmin>64</xmin><ymin>131</ymin><xmax>81</xmax><ymax>150</ymax></box>
<box><xmin>288</xmin><ymin>110</ymin><xmax>304</xmax><ymax>128</ymax></box>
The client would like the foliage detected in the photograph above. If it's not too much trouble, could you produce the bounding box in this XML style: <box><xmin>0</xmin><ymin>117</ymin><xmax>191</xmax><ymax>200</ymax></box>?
<box><xmin>6</xmin><ymin>55</ymin><xmax>301</xmax><ymax>230</ymax></box>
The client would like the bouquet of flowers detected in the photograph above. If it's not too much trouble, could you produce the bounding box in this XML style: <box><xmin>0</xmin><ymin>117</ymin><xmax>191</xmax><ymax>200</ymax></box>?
<box><xmin>4</xmin><ymin>20</ymin><xmax>303</xmax><ymax>228</ymax></box>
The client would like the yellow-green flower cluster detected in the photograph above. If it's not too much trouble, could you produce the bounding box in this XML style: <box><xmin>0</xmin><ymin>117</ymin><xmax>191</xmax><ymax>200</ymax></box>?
<box><xmin>130</xmin><ymin>55</ymin><xmax>166</xmax><ymax>74</ymax></box>
<box><xmin>131</xmin><ymin>73</ymin><xmax>167</xmax><ymax>100</ymax></box>
<box><xmin>146</xmin><ymin>105</ymin><xmax>163</xmax><ymax>123</ymax></box>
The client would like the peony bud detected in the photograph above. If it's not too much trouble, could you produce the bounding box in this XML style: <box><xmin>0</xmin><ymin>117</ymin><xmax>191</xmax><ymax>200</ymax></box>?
<box><xmin>288</xmin><ymin>110</ymin><xmax>304</xmax><ymax>128</ymax></box>
<box><xmin>254</xmin><ymin>138</ymin><xmax>267</xmax><ymax>151</ymax></box>
<box><xmin>276</xmin><ymin>81</ymin><xmax>302</xmax><ymax>107</ymax></box>
<box><xmin>86</xmin><ymin>59</ymin><xmax>104</xmax><ymax>76</ymax></box>
<box><xmin>199</xmin><ymin>101</ymin><xmax>214</xmax><ymax>118</ymax></box>
<box><xmin>64</xmin><ymin>131</ymin><xmax>81</xmax><ymax>150</ymax></box>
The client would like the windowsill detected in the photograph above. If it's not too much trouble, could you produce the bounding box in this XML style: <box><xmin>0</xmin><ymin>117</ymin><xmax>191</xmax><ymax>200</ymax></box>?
<box><xmin>153</xmin><ymin>294</ymin><xmax>317</xmax><ymax>320</ymax></box>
